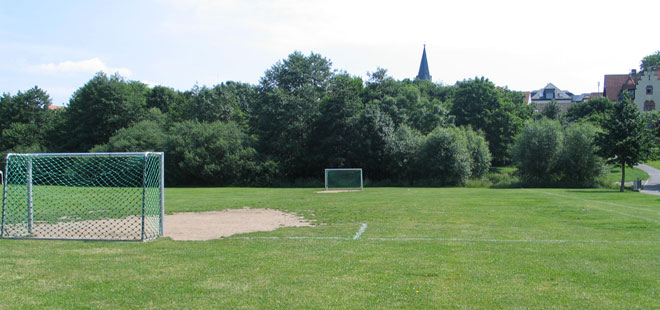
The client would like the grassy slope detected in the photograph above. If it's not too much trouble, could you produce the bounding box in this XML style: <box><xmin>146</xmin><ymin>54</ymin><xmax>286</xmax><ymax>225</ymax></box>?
<box><xmin>2</xmin><ymin>187</ymin><xmax>660</xmax><ymax>309</ymax></box>
<box><xmin>608</xmin><ymin>166</ymin><xmax>649</xmax><ymax>183</ymax></box>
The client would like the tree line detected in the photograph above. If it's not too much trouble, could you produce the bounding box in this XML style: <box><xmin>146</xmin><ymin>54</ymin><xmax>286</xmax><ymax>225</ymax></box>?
<box><xmin>2</xmin><ymin>51</ymin><xmax>658</xmax><ymax>187</ymax></box>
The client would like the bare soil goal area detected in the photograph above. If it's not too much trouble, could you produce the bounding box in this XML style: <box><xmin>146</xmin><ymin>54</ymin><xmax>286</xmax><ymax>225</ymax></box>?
<box><xmin>164</xmin><ymin>208</ymin><xmax>312</xmax><ymax>241</ymax></box>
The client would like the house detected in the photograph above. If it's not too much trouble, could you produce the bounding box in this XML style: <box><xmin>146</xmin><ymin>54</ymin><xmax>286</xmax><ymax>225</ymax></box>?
<box><xmin>634</xmin><ymin>67</ymin><xmax>660</xmax><ymax>111</ymax></box>
<box><xmin>529</xmin><ymin>83</ymin><xmax>575</xmax><ymax>112</ymax></box>
<box><xmin>604</xmin><ymin>67</ymin><xmax>660</xmax><ymax>111</ymax></box>
<box><xmin>603</xmin><ymin>70</ymin><xmax>638</xmax><ymax>102</ymax></box>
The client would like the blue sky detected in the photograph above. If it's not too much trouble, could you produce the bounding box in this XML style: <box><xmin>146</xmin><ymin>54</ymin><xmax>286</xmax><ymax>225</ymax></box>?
<box><xmin>1</xmin><ymin>0</ymin><xmax>659</xmax><ymax>106</ymax></box>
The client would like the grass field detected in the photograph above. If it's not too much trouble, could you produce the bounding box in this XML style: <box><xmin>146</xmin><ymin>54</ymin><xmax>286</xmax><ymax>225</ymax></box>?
<box><xmin>2</xmin><ymin>187</ymin><xmax>660</xmax><ymax>309</ymax></box>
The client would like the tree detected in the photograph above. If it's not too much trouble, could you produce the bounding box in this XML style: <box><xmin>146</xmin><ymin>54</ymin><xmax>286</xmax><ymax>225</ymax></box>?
<box><xmin>165</xmin><ymin>120</ymin><xmax>270</xmax><ymax>186</ymax></box>
<box><xmin>566</xmin><ymin>97</ymin><xmax>614</xmax><ymax>123</ymax></box>
<box><xmin>349</xmin><ymin>104</ymin><xmax>395</xmax><ymax>180</ymax></box>
<box><xmin>451</xmin><ymin>77</ymin><xmax>500</xmax><ymax>130</ymax></box>
<box><xmin>451</xmin><ymin>77</ymin><xmax>526</xmax><ymax>165</ymax></box>
<box><xmin>62</xmin><ymin>72</ymin><xmax>148</xmax><ymax>151</ymax></box>
<box><xmin>640</xmin><ymin>51</ymin><xmax>660</xmax><ymax>70</ymax></box>
<box><xmin>558</xmin><ymin>123</ymin><xmax>605</xmax><ymax>186</ymax></box>
<box><xmin>414</xmin><ymin>127</ymin><xmax>472</xmax><ymax>186</ymax></box>
<box><xmin>308</xmin><ymin>74</ymin><xmax>363</xmax><ymax>172</ymax></box>
<box><xmin>596</xmin><ymin>95</ymin><xmax>654</xmax><ymax>192</ymax></box>
<box><xmin>459</xmin><ymin>126</ymin><xmax>492</xmax><ymax>178</ymax></box>
<box><xmin>251</xmin><ymin>51</ymin><xmax>333</xmax><ymax>178</ymax></box>
<box><xmin>90</xmin><ymin>119</ymin><xmax>166</xmax><ymax>152</ymax></box>
<box><xmin>0</xmin><ymin>86</ymin><xmax>52</xmax><ymax>132</ymax></box>
<box><xmin>541</xmin><ymin>100</ymin><xmax>561</xmax><ymax>120</ymax></box>
<box><xmin>146</xmin><ymin>85</ymin><xmax>182</xmax><ymax>113</ymax></box>
<box><xmin>512</xmin><ymin>119</ymin><xmax>564</xmax><ymax>185</ymax></box>
<box><xmin>385</xmin><ymin>125</ymin><xmax>424</xmax><ymax>181</ymax></box>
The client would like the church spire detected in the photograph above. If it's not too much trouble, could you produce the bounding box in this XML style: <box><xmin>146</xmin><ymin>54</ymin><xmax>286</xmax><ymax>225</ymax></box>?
<box><xmin>416</xmin><ymin>44</ymin><xmax>432</xmax><ymax>81</ymax></box>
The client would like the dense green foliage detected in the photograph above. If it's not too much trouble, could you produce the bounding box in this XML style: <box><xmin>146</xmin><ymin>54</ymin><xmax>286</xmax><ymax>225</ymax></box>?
<box><xmin>512</xmin><ymin>119</ymin><xmax>564</xmax><ymax>184</ymax></box>
<box><xmin>513</xmin><ymin>120</ymin><xmax>605</xmax><ymax>186</ymax></box>
<box><xmin>2</xmin><ymin>187</ymin><xmax>660</xmax><ymax>308</ymax></box>
<box><xmin>566</xmin><ymin>97</ymin><xmax>614</xmax><ymax>123</ymax></box>
<box><xmin>3</xmin><ymin>51</ymin><xmax>647</xmax><ymax>187</ymax></box>
<box><xmin>640</xmin><ymin>50</ymin><xmax>660</xmax><ymax>70</ymax></box>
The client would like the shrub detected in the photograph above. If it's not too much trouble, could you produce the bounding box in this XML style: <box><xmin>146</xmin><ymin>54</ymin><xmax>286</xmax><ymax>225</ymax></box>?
<box><xmin>385</xmin><ymin>125</ymin><xmax>424</xmax><ymax>180</ymax></box>
<box><xmin>90</xmin><ymin>119</ymin><xmax>166</xmax><ymax>152</ymax></box>
<box><xmin>557</xmin><ymin>122</ymin><xmax>606</xmax><ymax>186</ymax></box>
<box><xmin>165</xmin><ymin>120</ymin><xmax>274</xmax><ymax>186</ymax></box>
<box><xmin>512</xmin><ymin>119</ymin><xmax>563</xmax><ymax>185</ymax></box>
<box><xmin>459</xmin><ymin>126</ymin><xmax>492</xmax><ymax>178</ymax></box>
<box><xmin>414</xmin><ymin>127</ymin><xmax>471</xmax><ymax>186</ymax></box>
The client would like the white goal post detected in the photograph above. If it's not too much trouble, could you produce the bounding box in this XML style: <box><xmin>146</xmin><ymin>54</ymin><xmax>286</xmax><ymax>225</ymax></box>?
<box><xmin>324</xmin><ymin>168</ymin><xmax>363</xmax><ymax>191</ymax></box>
<box><xmin>1</xmin><ymin>152</ymin><xmax>164</xmax><ymax>241</ymax></box>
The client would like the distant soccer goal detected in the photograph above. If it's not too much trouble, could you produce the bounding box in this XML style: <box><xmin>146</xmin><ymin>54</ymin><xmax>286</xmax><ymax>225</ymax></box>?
<box><xmin>1</xmin><ymin>152</ymin><xmax>164</xmax><ymax>241</ymax></box>
<box><xmin>324</xmin><ymin>168</ymin><xmax>363</xmax><ymax>191</ymax></box>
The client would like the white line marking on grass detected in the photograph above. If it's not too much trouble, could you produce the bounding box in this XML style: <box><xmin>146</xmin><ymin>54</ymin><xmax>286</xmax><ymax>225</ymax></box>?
<box><xmin>230</xmin><ymin>236</ymin><xmax>660</xmax><ymax>244</ymax></box>
<box><xmin>365</xmin><ymin>237</ymin><xmax>660</xmax><ymax>244</ymax></box>
<box><xmin>231</xmin><ymin>236</ymin><xmax>350</xmax><ymax>240</ymax></box>
<box><xmin>526</xmin><ymin>189</ymin><xmax>660</xmax><ymax>224</ymax></box>
<box><xmin>353</xmin><ymin>223</ymin><xmax>367</xmax><ymax>240</ymax></box>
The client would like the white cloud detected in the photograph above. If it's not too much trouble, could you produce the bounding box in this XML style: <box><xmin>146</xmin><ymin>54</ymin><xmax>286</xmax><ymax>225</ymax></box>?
<box><xmin>27</xmin><ymin>58</ymin><xmax>132</xmax><ymax>76</ymax></box>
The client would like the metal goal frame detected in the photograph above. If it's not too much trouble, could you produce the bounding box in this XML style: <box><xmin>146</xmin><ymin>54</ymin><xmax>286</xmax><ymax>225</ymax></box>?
<box><xmin>324</xmin><ymin>168</ymin><xmax>363</xmax><ymax>191</ymax></box>
<box><xmin>1</xmin><ymin>152</ymin><xmax>165</xmax><ymax>241</ymax></box>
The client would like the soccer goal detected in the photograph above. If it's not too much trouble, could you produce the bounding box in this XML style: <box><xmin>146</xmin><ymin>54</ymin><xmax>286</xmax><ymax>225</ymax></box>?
<box><xmin>1</xmin><ymin>152</ymin><xmax>164</xmax><ymax>241</ymax></box>
<box><xmin>324</xmin><ymin>168</ymin><xmax>363</xmax><ymax>191</ymax></box>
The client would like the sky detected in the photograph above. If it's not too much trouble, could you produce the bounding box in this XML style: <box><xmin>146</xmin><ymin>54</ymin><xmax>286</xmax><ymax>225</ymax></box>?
<box><xmin>1</xmin><ymin>0</ymin><xmax>659</xmax><ymax>106</ymax></box>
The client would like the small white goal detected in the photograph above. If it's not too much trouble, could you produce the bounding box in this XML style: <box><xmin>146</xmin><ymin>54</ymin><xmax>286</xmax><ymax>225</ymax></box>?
<box><xmin>324</xmin><ymin>168</ymin><xmax>363</xmax><ymax>191</ymax></box>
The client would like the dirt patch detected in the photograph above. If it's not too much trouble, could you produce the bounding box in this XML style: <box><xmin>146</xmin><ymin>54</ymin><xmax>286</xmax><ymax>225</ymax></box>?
<box><xmin>2</xmin><ymin>216</ymin><xmax>146</xmax><ymax>240</ymax></box>
<box><xmin>164</xmin><ymin>208</ymin><xmax>312</xmax><ymax>241</ymax></box>
<box><xmin>315</xmin><ymin>189</ymin><xmax>362</xmax><ymax>194</ymax></box>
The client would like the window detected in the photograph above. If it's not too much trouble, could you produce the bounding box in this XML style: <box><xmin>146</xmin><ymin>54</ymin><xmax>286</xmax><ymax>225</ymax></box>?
<box><xmin>644</xmin><ymin>100</ymin><xmax>655</xmax><ymax>111</ymax></box>
<box><xmin>648</xmin><ymin>86</ymin><xmax>653</xmax><ymax>95</ymax></box>
<box><xmin>628</xmin><ymin>89</ymin><xmax>635</xmax><ymax>98</ymax></box>
<box><xmin>544</xmin><ymin>89</ymin><xmax>554</xmax><ymax>99</ymax></box>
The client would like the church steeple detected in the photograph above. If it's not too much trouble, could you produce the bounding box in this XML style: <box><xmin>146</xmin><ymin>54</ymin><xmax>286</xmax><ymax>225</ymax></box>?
<box><xmin>416</xmin><ymin>44</ymin><xmax>432</xmax><ymax>81</ymax></box>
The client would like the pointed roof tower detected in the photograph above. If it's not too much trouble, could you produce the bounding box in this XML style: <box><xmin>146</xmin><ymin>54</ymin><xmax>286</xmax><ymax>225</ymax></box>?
<box><xmin>416</xmin><ymin>45</ymin><xmax>432</xmax><ymax>81</ymax></box>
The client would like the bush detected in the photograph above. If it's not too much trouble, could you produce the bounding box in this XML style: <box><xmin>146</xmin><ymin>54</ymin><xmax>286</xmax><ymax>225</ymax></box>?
<box><xmin>414</xmin><ymin>127</ymin><xmax>471</xmax><ymax>186</ymax></box>
<box><xmin>90</xmin><ymin>119</ymin><xmax>166</xmax><ymax>152</ymax></box>
<box><xmin>385</xmin><ymin>125</ymin><xmax>424</xmax><ymax>180</ymax></box>
<box><xmin>512</xmin><ymin>120</ymin><xmax>606</xmax><ymax>187</ymax></box>
<box><xmin>557</xmin><ymin>123</ymin><xmax>606</xmax><ymax>186</ymax></box>
<box><xmin>512</xmin><ymin>119</ymin><xmax>563</xmax><ymax>185</ymax></box>
<box><xmin>459</xmin><ymin>126</ymin><xmax>492</xmax><ymax>178</ymax></box>
<box><xmin>165</xmin><ymin>120</ymin><xmax>275</xmax><ymax>186</ymax></box>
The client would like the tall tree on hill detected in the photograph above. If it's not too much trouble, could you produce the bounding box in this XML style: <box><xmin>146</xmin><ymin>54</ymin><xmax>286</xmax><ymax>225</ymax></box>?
<box><xmin>596</xmin><ymin>94</ymin><xmax>653</xmax><ymax>192</ymax></box>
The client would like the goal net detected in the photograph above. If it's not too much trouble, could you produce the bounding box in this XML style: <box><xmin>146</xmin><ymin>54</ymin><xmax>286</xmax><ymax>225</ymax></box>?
<box><xmin>1</xmin><ymin>152</ymin><xmax>164</xmax><ymax>241</ymax></box>
<box><xmin>325</xmin><ymin>168</ymin><xmax>363</xmax><ymax>191</ymax></box>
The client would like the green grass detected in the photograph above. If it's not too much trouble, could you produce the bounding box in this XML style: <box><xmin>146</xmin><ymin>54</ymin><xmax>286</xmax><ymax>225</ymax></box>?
<box><xmin>644</xmin><ymin>160</ymin><xmax>660</xmax><ymax>170</ymax></box>
<box><xmin>608</xmin><ymin>166</ymin><xmax>649</xmax><ymax>184</ymax></box>
<box><xmin>2</xmin><ymin>187</ymin><xmax>660</xmax><ymax>309</ymax></box>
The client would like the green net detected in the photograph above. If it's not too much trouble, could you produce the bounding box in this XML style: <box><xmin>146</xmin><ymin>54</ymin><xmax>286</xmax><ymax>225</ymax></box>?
<box><xmin>1</xmin><ymin>153</ymin><xmax>164</xmax><ymax>241</ymax></box>
<box><xmin>325</xmin><ymin>169</ymin><xmax>363</xmax><ymax>190</ymax></box>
